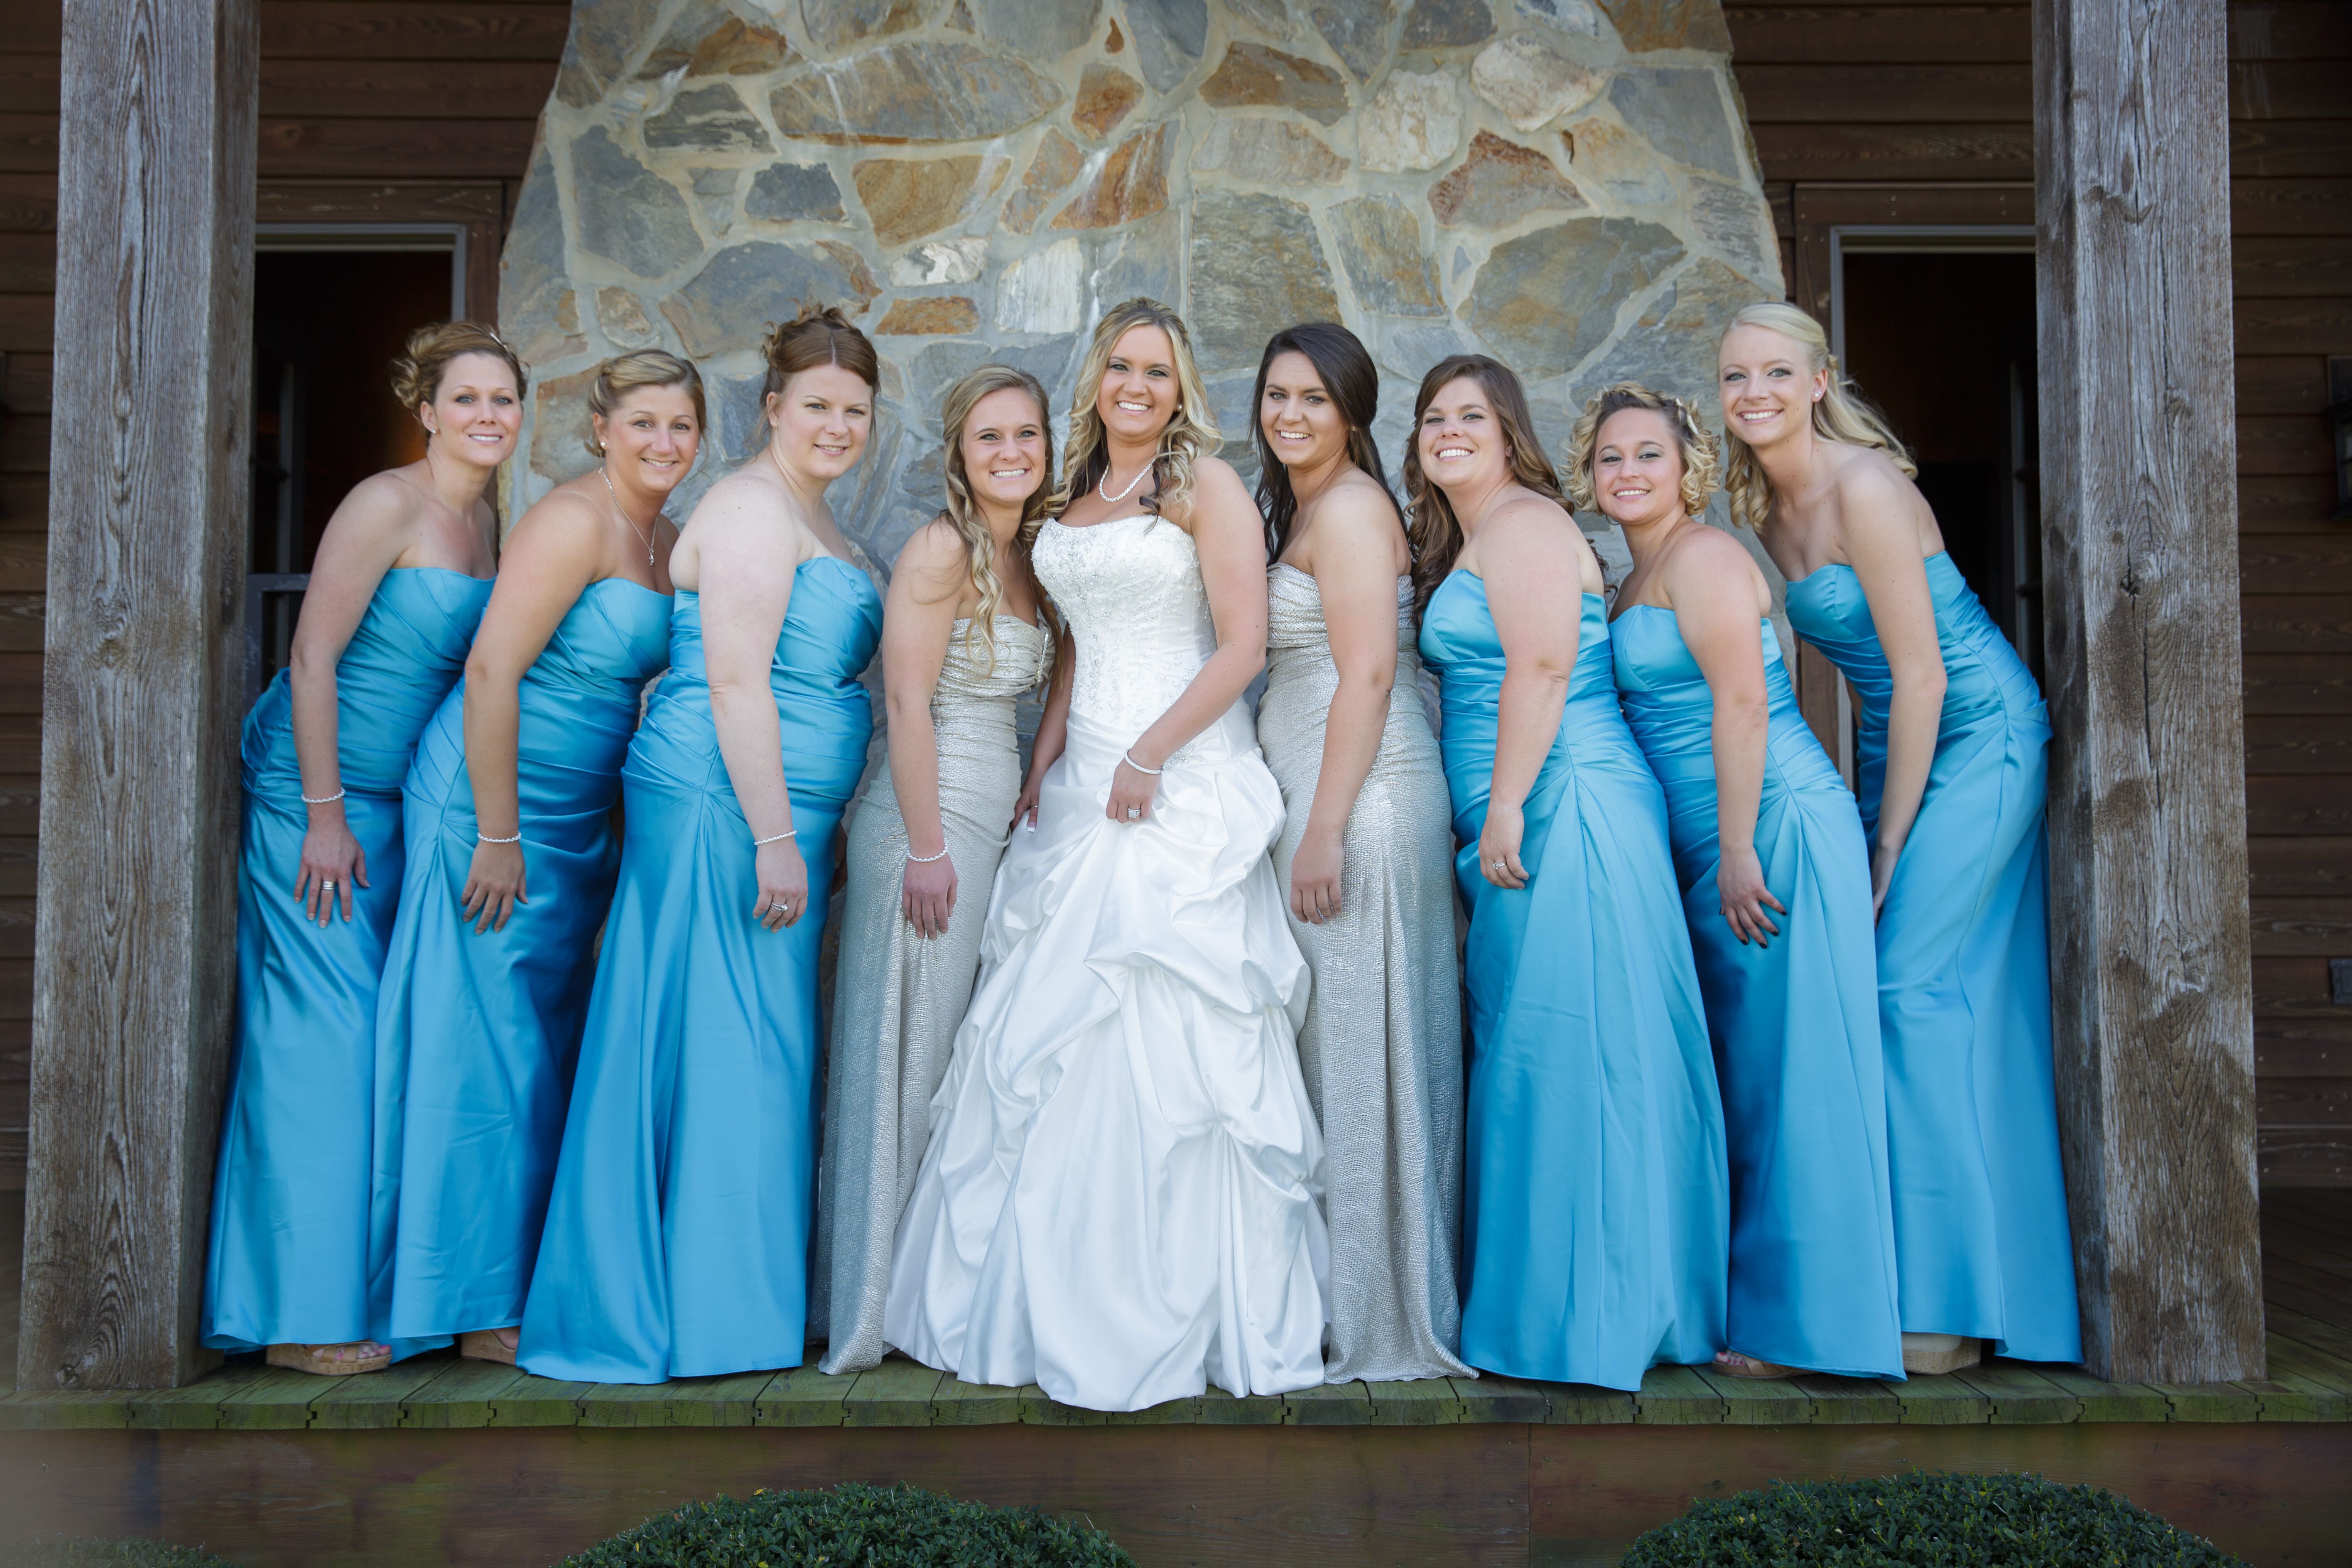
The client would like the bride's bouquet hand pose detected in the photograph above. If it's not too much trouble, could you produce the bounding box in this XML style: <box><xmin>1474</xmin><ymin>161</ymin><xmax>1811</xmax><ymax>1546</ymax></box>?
<box><xmin>883</xmin><ymin>299</ymin><xmax>1329</xmax><ymax>1414</ymax></box>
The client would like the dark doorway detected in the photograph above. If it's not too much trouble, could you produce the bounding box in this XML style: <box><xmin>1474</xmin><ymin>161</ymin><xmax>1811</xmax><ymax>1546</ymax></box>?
<box><xmin>1838</xmin><ymin>250</ymin><xmax>2042</xmax><ymax>684</ymax></box>
<box><xmin>248</xmin><ymin>248</ymin><xmax>456</xmax><ymax>700</ymax></box>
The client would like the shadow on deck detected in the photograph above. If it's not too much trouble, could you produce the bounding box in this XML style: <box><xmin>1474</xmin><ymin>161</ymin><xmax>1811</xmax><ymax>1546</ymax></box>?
<box><xmin>1</xmin><ymin>1188</ymin><xmax>2348</xmax><ymax>1566</ymax></box>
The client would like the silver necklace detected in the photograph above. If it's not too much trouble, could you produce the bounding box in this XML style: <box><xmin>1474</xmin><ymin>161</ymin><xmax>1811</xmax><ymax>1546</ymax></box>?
<box><xmin>1096</xmin><ymin>456</ymin><xmax>1153</xmax><ymax>505</ymax></box>
<box><xmin>601</xmin><ymin>468</ymin><xmax>656</xmax><ymax>567</ymax></box>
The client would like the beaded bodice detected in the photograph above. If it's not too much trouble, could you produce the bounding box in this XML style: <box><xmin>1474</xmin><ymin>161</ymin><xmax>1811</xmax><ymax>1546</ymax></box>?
<box><xmin>1032</xmin><ymin>514</ymin><xmax>1215</xmax><ymax>740</ymax></box>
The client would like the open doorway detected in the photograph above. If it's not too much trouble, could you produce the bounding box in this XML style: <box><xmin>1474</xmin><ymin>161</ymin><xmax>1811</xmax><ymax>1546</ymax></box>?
<box><xmin>248</xmin><ymin>228</ymin><xmax>467</xmax><ymax>704</ymax></box>
<box><xmin>1834</xmin><ymin>242</ymin><xmax>2043</xmax><ymax>687</ymax></box>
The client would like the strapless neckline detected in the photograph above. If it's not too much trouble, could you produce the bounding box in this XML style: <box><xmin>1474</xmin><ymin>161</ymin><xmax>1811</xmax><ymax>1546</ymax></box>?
<box><xmin>390</xmin><ymin>564</ymin><xmax>497</xmax><ymax>584</ymax></box>
<box><xmin>1783</xmin><ymin>547</ymin><xmax>1953</xmax><ymax>591</ymax></box>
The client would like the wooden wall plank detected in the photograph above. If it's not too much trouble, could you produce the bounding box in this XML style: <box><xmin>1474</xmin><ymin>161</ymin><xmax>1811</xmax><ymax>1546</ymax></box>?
<box><xmin>258</xmin><ymin>3</ymin><xmax>571</xmax><ymax>63</ymax></box>
<box><xmin>2227</xmin><ymin>3</ymin><xmax>2352</xmax><ymax>64</ymax></box>
<box><xmin>2247</xmin><ymin>834</ymin><xmax>2352</xmax><ymax>897</ymax></box>
<box><xmin>2232</xmin><ymin>61</ymin><xmax>2352</xmax><ymax>121</ymax></box>
<box><xmin>2233</xmin><ymin>237</ymin><xmax>2352</xmax><ymax>297</ymax></box>
<box><xmin>1750</xmin><ymin>123</ymin><xmax>2034</xmax><ymax>181</ymax></box>
<box><xmin>2232</xmin><ymin>118</ymin><xmax>2352</xmax><ymax>179</ymax></box>
<box><xmin>2239</xmin><ymin>535</ymin><xmax>2352</xmax><ymax>594</ymax></box>
<box><xmin>2244</xmin><ymin>713</ymin><xmax>2352</xmax><ymax>771</ymax></box>
<box><xmin>2234</xmin><ymin>295</ymin><xmax>2352</xmax><ymax>354</ymax></box>
<box><xmin>19</xmin><ymin>0</ymin><xmax>255</xmax><ymax>1389</ymax></box>
<box><xmin>2036</xmin><ymin>0</ymin><xmax>2264</xmax><ymax>1379</ymax></box>
<box><xmin>1735</xmin><ymin>63</ymin><xmax>2031</xmax><ymax>123</ymax></box>
<box><xmin>2232</xmin><ymin>177</ymin><xmax>2352</xmax><ymax>236</ymax></box>
<box><xmin>258</xmin><ymin>58</ymin><xmax>557</xmax><ymax>120</ymax></box>
<box><xmin>258</xmin><ymin>118</ymin><xmax>537</xmax><ymax>179</ymax></box>
<box><xmin>2247</xmin><ymin>775</ymin><xmax>2352</xmax><ymax>835</ymax></box>
<box><xmin>1726</xmin><ymin>6</ymin><xmax>2033</xmax><ymax>62</ymax></box>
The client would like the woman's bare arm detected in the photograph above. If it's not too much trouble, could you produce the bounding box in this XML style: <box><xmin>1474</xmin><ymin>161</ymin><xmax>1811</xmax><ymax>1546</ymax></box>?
<box><xmin>881</xmin><ymin>520</ymin><xmax>967</xmax><ymax>935</ymax></box>
<box><xmin>1670</xmin><ymin>529</ymin><xmax>1783</xmax><ymax>945</ymax></box>
<box><xmin>1285</xmin><ymin>488</ymin><xmax>1403</xmax><ymax>921</ymax></box>
<box><xmin>695</xmin><ymin>487</ymin><xmax>807</xmax><ymax>929</ymax></box>
<box><xmin>1473</xmin><ymin>497</ymin><xmax>1587</xmax><ymax>890</ymax></box>
<box><xmin>1837</xmin><ymin>464</ymin><xmax>1947</xmax><ymax>914</ymax></box>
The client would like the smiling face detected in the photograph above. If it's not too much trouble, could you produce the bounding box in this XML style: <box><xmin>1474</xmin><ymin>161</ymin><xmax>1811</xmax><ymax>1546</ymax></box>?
<box><xmin>767</xmin><ymin>362</ymin><xmax>873</xmax><ymax>483</ymax></box>
<box><xmin>1718</xmin><ymin>324</ymin><xmax>1827</xmax><ymax>449</ymax></box>
<box><xmin>1096</xmin><ymin>323</ymin><xmax>1180</xmax><ymax>447</ymax></box>
<box><xmin>1259</xmin><ymin>349</ymin><xmax>1350</xmax><ymax>471</ymax></box>
<box><xmin>958</xmin><ymin>385</ymin><xmax>1049</xmax><ymax>514</ymax></box>
<box><xmin>1592</xmin><ymin>407</ymin><xmax>1690</xmax><ymax>529</ymax></box>
<box><xmin>596</xmin><ymin>383</ymin><xmax>701</xmax><ymax>499</ymax></box>
<box><xmin>1417</xmin><ymin>375</ymin><xmax>1511</xmax><ymax>495</ymax></box>
<box><xmin>420</xmin><ymin>351</ymin><xmax>523</xmax><ymax>471</ymax></box>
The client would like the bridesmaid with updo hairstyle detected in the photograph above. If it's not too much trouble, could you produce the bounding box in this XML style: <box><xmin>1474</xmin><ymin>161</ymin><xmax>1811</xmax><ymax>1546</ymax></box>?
<box><xmin>205</xmin><ymin>321</ymin><xmax>521</xmax><ymax>1376</ymax></box>
<box><xmin>1718</xmin><ymin>302</ymin><xmax>2078</xmax><ymax>1371</ymax></box>
<box><xmin>370</xmin><ymin>350</ymin><xmax>702</xmax><ymax>1366</ymax></box>
<box><xmin>1412</xmin><ymin>356</ymin><xmax>1729</xmax><ymax>1392</ymax></box>
<box><xmin>1251</xmin><ymin>323</ymin><xmax>1470</xmax><ymax>1384</ymax></box>
<box><xmin>1594</xmin><ymin>380</ymin><xmax>1903</xmax><ymax>1382</ymax></box>
<box><xmin>522</xmin><ymin>307</ymin><xmax>884</xmax><ymax>1384</ymax></box>
<box><xmin>815</xmin><ymin>364</ymin><xmax>1053</xmax><ymax>1376</ymax></box>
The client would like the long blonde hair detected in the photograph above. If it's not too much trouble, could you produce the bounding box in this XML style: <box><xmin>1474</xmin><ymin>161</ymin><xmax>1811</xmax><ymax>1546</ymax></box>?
<box><xmin>1565</xmin><ymin>383</ymin><xmax>1721</xmax><ymax>520</ymax></box>
<box><xmin>939</xmin><ymin>364</ymin><xmax>1055</xmax><ymax>675</ymax></box>
<box><xmin>1719</xmin><ymin>301</ymin><xmax>1915</xmax><ymax>534</ymax></box>
<box><xmin>1401</xmin><ymin>354</ymin><xmax>1570</xmax><ymax>620</ymax></box>
<box><xmin>1051</xmin><ymin>298</ymin><xmax>1220</xmax><ymax>524</ymax></box>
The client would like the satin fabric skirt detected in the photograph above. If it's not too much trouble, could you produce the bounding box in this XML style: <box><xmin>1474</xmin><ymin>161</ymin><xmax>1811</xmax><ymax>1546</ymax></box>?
<box><xmin>882</xmin><ymin>705</ymin><xmax>1329</xmax><ymax>1411</ymax></box>
<box><xmin>205</xmin><ymin>784</ymin><xmax>431</xmax><ymax>1355</ymax></box>
<box><xmin>517</xmin><ymin>753</ymin><xmax>851</xmax><ymax>1383</ymax></box>
<box><xmin>368</xmin><ymin>678</ymin><xmax>630</xmax><ymax>1344</ymax></box>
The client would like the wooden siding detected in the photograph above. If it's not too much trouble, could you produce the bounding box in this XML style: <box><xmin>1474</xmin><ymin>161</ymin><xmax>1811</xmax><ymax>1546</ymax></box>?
<box><xmin>0</xmin><ymin>0</ymin><xmax>561</xmax><ymax>1188</ymax></box>
<box><xmin>1730</xmin><ymin>0</ymin><xmax>2352</xmax><ymax>1187</ymax></box>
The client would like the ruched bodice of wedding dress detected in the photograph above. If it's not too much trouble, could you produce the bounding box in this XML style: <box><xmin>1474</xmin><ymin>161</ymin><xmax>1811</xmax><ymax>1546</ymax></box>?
<box><xmin>883</xmin><ymin>513</ymin><xmax>1329</xmax><ymax>1412</ymax></box>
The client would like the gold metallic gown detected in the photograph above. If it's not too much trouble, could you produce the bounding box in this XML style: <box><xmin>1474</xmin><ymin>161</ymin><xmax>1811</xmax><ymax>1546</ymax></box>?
<box><xmin>814</xmin><ymin>613</ymin><xmax>1047</xmax><ymax>1374</ymax></box>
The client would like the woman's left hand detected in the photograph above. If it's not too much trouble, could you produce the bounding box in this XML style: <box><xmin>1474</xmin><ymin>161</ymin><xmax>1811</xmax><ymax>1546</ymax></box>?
<box><xmin>1290</xmin><ymin>829</ymin><xmax>1345</xmax><ymax>923</ymax></box>
<box><xmin>1106</xmin><ymin>755</ymin><xmax>1160</xmax><ymax>824</ymax></box>
<box><xmin>1478</xmin><ymin>802</ymin><xmax>1528</xmax><ymax>889</ymax></box>
<box><xmin>1869</xmin><ymin>839</ymin><xmax>1901</xmax><ymax>919</ymax></box>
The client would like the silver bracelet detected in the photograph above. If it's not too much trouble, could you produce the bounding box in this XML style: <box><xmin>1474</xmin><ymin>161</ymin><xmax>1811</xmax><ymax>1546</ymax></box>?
<box><xmin>1122</xmin><ymin>749</ymin><xmax>1165</xmax><ymax>775</ymax></box>
<box><xmin>753</xmin><ymin>828</ymin><xmax>797</xmax><ymax>847</ymax></box>
<box><xmin>301</xmin><ymin>788</ymin><xmax>346</xmax><ymax>805</ymax></box>
<box><xmin>906</xmin><ymin>844</ymin><xmax>949</xmax><ymax>864</ymax></box>
<box><xmin>478</xmin><ymin>829</ymin><xmax>522</xmax><ymax>845</ymax></box>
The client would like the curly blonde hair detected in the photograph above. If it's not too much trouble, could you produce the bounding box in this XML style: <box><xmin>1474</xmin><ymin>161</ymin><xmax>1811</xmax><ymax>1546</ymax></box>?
<box><xmin>1718</xmin><ymin>302</ymin><xmax>1915</xmax><ymax>534</ymax></box>
<box><xmin>1400</xmin><ymin>354</ymin><xmax>1569</xmax><ymax>619</ymax></box>
<box><xmin>938</xmin><ymin>364</ymin><xmax>1056</xmax><ymax>676</ymax></box>
<box><xmin>390</xmin><ymin>321</ymin><xmax>525</xmax><ymax>420</ymax></box>
<box><xmin>1565</xmin><ymin>383</ymin><xmax>1722</xmax><ymax>520</ymax></box>
<box><xmin>1051</xmin><ymin>298</ymin><xmax>1220</xmax><ymax>524</ymax></box>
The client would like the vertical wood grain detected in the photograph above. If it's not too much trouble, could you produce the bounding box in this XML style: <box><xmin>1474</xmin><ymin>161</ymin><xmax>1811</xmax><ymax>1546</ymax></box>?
<box><xmin>2036</xmin><ymin>0</ymin><xmax>2264</xmax><ymax>1381</ymax></box>
<box><xmin>17</xmin><ymin>0</ymin><xmax>255</xmax><ymax>1389</ymax></box>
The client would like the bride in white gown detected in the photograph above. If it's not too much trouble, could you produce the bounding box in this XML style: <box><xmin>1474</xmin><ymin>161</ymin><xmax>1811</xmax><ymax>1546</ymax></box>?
<box><xmin>883</xmin><ymin>299</ymin><xmax>1329</xmax><ymax>1411</ymax></box>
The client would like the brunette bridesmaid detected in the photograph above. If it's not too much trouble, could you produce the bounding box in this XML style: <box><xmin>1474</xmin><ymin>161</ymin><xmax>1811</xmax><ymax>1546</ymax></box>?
<box><xmin>814</xmin><ymin>365</ymin><xmax>1052</xmax><ymax>1375</ymax></box>
<box><xmin>1719</xmin><ymin>304</ymin><xmax>2078</xmax><ymax>1370</ymax></box>
<box><xmin>519</xmin><ymin>307</ymin><xmax>885</xmax><ymax>1384</ymax></box>
<box><xmin>204</xmin><ymin>322</ymin><xmax>519</xmax><ymax>1374</ymax></box>
<box><xmin>370</xmin><ymin>351</ymin><xmax>701</xmax><ymax>1364</ymax></box>
<box><xmin>1413</xmin><ymin>357</ymin><xmax>1729</xmax><ymax>1391</ymax></box>
<box><xmin>1597</xmin><ymin>381</ymin><xmax>1903</xmax><ymax>1382</ymax></box>
<box><xmin>1251</xmin><ymin>324</ymin><xmax>1471</xmax><ymax>1384</ymax></box>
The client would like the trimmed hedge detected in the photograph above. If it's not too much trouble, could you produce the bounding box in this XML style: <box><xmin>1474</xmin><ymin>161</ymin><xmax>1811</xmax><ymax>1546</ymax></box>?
<box><xmin>3</xmin><ymin>1541</ymin><xmax>238</xmax><ymax>1568</ymax></box>
<box><xmin>1621</xmin><ymin>1471</ymin><xmax>2245</xmax><ymax>1567</ymax></box>
<box><xmin>554</xmin><ymin>1482</ymin><xmax>1135</xmax><ymax>1567</ymax></box>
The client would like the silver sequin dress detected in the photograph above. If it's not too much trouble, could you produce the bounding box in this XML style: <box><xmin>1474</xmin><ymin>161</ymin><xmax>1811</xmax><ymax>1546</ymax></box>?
<box><xmin>1258</xmin><ymin>564</ymin><xmax>1473</xmax><ymax>1383</ymax></box>
<box><xmin>814</xmin><ymin>613</ymin><xmax>1048</xmax><ymax>1375</ymax></box>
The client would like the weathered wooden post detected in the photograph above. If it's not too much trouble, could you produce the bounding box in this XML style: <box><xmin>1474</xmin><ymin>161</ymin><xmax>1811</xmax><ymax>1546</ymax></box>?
<box><xmin>17</xmin><ymin>0</ymin><xmax>258</xmax><ymax>1389</ymax></box>
<box><xmin>2036</xmin><ymin>0</ymin><xmax>2264</xmax><ymax>1381</ymax></box>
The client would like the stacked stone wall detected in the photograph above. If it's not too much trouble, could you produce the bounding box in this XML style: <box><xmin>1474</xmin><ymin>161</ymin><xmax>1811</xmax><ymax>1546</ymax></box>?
<box><xmin>501</xmin><ymin>0</ymin><xmax>1783</xmax><ymax>586</ymax></box>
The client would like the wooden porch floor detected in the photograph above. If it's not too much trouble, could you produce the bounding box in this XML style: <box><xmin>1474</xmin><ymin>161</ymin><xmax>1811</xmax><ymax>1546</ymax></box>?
<box><xmin>3</xmin><ymin>1188</ymin><xmax>2348</xmax><ymax>1433</ymax></box>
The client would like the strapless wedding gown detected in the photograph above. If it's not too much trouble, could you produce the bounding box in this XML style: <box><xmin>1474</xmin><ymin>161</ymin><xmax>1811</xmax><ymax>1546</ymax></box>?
<box><xmin>883</xmin><ymin>513</ymin><xmax>1329</xmax><ymax>1412</ymax></box>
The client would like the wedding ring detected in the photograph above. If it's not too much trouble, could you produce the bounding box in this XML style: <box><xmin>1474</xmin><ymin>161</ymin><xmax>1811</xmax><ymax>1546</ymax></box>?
<box><xmin>322</xmin><ymin>880</ymin><xmax>336</xmax><ymax>891</ymax></box>
<box><xmin>1126</xmin><ymin>807</ymin><xmax>1140</xmax><ymax>820</ymax></box>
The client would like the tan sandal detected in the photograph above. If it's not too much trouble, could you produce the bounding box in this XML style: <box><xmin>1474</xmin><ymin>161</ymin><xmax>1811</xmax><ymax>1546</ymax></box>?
<box><xmin>1714</xmin><ymin>1350</ymin><xmax>1800</xmax><ymax>1380</ymax></box>
<box><xmin>1902</xmin><ymin>1333</ymin><xmax>1982</xmax><ymax>1375</ymax></box>
<box><xmin>267</xmin><ymin>1341</ymin><xmax>391</xmax><ymax>1376</ymax></box>
<box><xmin>460</xmin><ymin>1328</ymin><xmax>518</xmax><ymax>1366</ymax></box>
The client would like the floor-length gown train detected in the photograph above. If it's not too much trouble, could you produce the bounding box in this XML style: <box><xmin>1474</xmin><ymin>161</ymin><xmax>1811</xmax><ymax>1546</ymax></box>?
<box><xmin>883</xmin><ymin>514</ymin><xmax>1327</xmax><ymax>1413</ymax></box>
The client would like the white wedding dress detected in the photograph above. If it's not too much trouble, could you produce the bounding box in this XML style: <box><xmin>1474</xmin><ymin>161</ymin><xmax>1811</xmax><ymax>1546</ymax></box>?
<box><xmin>882</xmin><ymin>512</ymin><xmax>1329</xmax><ymax>1411</ymax></box>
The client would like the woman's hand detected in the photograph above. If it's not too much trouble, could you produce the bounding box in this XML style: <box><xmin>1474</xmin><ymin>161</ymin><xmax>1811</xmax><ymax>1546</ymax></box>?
<box><xmin>1106</xmin><ymin>756</ymin><xmax>1160</xmax><ymax>824</ymax></box>
<box><xmin>297</xmin><ymin>812</ymin><xmax>369</xmax><ymax>925</ymax></box>
<box><xmin>902</xmin><ymin>849</ymin><xmax>958</xmax><ymax>939</ymax></box>
<box><xmin>1718</xmin><ymin>846</ymin><xmax>1786</xmax><ymax>946</ymax></box>
<box><xmin>461</xmin><ymin>839</ymin><xmax>529</xmax><ymax>934</ymax></box>
<box><xmin>1478</xmin><ymin>802</ymin><xmax>1528</xmax><ymax>890</ymax></box>
<box><xmin>1290</xmin><ymin>827</ymin><xmax>1346</xmax><ymax>923</ymax></box>
<box><xmin>1869</xmin><ymin>838</ymin><xmax>1902</xmax><ymax>919</ymax></box>
<box><xmin>754</xmin><ymin>838</ymin><xmax>810</xmax><ymax>930</ymax></box>
<box><xmin>1010</xmin><ymin>773</ymin><xmax>1043</xmax><ymax>832</ymax></box>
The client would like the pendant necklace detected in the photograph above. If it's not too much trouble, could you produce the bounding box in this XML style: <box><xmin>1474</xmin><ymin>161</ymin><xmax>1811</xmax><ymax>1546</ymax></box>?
<box><xmin>1097</xmin><ymin>455</ymin><xmax>1153</xmax><ymax>505</ymax></box>
<box><xmin>601</xmin><ymin>468</ymin><xmax>656</xmax><ymax>567</ymax></box>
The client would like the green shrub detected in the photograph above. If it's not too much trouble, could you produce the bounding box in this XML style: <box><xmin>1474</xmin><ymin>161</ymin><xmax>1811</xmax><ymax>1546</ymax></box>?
<box><xmin>1</xmin><ymin>1541</ymin><xmax>238</xmax><ymax>1568</ymax></box>
<box><xmin>554</xmin><ymin>1481</ymin><xmax>1135</xmax><ymax>1568</ymax></box>
<box><xmin>1622</xmin><ymin>1471</ymin><xmax>2244</xmax><ymax>1567</ymax></box>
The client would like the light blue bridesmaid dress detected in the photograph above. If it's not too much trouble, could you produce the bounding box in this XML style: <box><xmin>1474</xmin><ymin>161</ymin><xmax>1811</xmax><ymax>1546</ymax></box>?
<box><xmin>519</xmin><ymin>558</ymin><xmax>881</xmax><ymax>1383</ymax></box>
<box><xmin>204</xmin><ymin>567</ymin><xmax>493</xmax><ymax>1355</ymax></box>
<box><xmin>368</xmin><ymin>578</ymin><xmax>673</xmax><ymax>1347</ymax></box>
<box><xmin>1785</xmin><ymin>554</ymin><xmax>2080</xmax><ymax>1362</ymax></box>
<box><xmin>1419</xmin><ymin>575</ymin><xmax>1729</xmax><ymax>1390</ymax></box>
<box><xmin>1612</xmin><ymin>608</ymin><xmax>1903</xmax><ymax>1380</ymax></box>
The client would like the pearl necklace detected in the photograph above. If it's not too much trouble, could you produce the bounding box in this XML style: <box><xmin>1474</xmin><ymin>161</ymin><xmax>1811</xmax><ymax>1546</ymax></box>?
<box><xmin>1096</xmin><ymin>456</ymin><xmax>1154</xmax><ymax>505</ymax></box>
